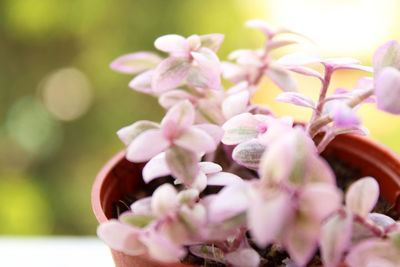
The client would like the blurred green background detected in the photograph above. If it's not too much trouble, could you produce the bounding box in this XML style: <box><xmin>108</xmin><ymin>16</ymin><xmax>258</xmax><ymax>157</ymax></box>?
<box><xmin>1</xmin><ymin>0</ymin><xmax>400</xmax><ymax>236</ymax></box>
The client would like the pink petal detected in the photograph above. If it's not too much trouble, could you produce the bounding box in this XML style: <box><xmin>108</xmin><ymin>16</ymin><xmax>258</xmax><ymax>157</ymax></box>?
<box><xmin>152</xmin><ymin>57</ymin><xmax>191</xmax><ymax>93</ymax></box>
<box><xmin>161</xmin><ymin>100</ymin><xmax>195</xmax><ymax>132</ymax></box>
<box><xmin>299</xmin><ymin>184</ymin><xmax>342</xmax><ymax>221</ymax></box>
<box><xmin>142</xmin><ymin>152</ymin><xmax>170</xmax><ymax>183</ymax></box>
<box><xmin>207</xmin><ymin>172</ymin><xmax>243</xmax><ymax>186</ymax></box>
<box><xmin>193</xmin><ymin>124</ymin><xmax>224</xmax><ymax>146</ymax></box>
<box><xmin>199</xmin><ymin>162</ymin><xmax>222</xmax><ymax>174</ymax></box>
<box><xmin>222</xmin><ymin>90</ymin><xmax>250</xmax><ymax>119</ymax></box>
<box><xmin>245</xmin><ymin>19</ymin><xmax>277</xmax><ymax>36</ymax></box>
<box><xmin>117</xmin><ymin>120</ymin><xmax>160</xmax><ymax>145</ymax></box>
<box><xmin>188</xmin><ymin>47</ymin><xmax>221</xmax><ymax>90</ymax></box>
<box><xmin>208</xmin><ymin>184</ymin><xmax>250</xmax><ymax>222</ymax></box>
<box><xmin>265</xmin><ymin>65</ymin><xmax>298</xmax><ymax>92</ymax></box>
<box><xmin>276</xmin><ymin>52</ymin><xmax>323</xmax><ymax>66</ymax></box>
<box><xmin>320</xmin><ymin>210</ymin><xmax>353</xmax><ymax>267</ymax></box>
<box><xmin>110</xmin><ymin>52</ymin><xmax>162</xmax><ymax>74</ymax></box>
<box><xmin>97</xmin><ymin>220</ymin><xmax>146</xmax><ymax>256</ymax></box>
<box><xmin>226</xmin><ymin>248</ymin><xmax>260</xmax><ymax>267</ymax></box>
<box><xmin>174</xmin><ymin>127</ymin><xmax>217</xmax><ymax>153</ymax></box>
<box><xmin>139</xmin><ymin>231</ymin><xmax>186</xmax><ymax>262</ymax></box>
<box><xmin>345</xmin><ymin>177</ymin><xmax>380</xmax><ymax>217</ymax></box>
<box><xmin>151</xmin><ymin>183</ymin><xmax>178</xmax><ymax>217</ymax></box>
<box><xmin>222</xmin><ymin>113</ymin><xmax>260</xmax><ymax>145</ymax></box>
<box><xmin>129</xmin><ymin>70</ymin><xmax>154</xmax><ymax>93</ymax></box>
<box><xmin>248</xmin><ymin>192</ymin><xmax>291</xmax><ymax>247</ymax></box>
<box><xmin>199</xmin><ymin>33</ymin><xmax>225</xmax><ymax>52</ymax></box>
<box><xmin>126</xmin><ymin>129</ymin><xmax>170</xmax><ymax>162</ymax></box>
<box><xmin>154</xmin><ymin>34</ymin><xmax>189</xmax><ymax>56</ymax></box>
<box><xmin>165</xmin><ymin>146</ymin><xmax>199</xmax><ymax>185</ymax></box>
<box><xmin>232</xmin><ymin>139</ymin><xmax>265</xmax><ymax>170</ymax></box>
<box><xmin>158</xmin><ymin>90</ymin><xmax>195</xmax><ymax>109</ymax></box>
<box><xmin>373</xmin><ymin>40</ymin><xmax>400</xmax><ymax>75</ymax></box>
<box><xmin>275</xmin><ymin>92</ymin><xmax>315</xmax><ymax>108</ymax></box>
<box><xmin>375</xmin><ymin>66</ymin><xmax>400</xmax><ymax>114</ymax></box>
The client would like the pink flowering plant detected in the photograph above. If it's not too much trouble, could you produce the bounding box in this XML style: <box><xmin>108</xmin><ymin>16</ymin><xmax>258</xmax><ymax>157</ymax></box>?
<box><xmin>97</xmin><ymin>20</ymin><xmax>400</xmax><ymax>266</ymax></box>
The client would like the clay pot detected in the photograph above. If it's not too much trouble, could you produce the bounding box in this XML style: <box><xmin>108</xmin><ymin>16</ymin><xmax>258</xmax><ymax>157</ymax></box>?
<box><xmin>91</xmin><ymin>134</ymin><xmax>400</xmax><ymax>267</ymax></box>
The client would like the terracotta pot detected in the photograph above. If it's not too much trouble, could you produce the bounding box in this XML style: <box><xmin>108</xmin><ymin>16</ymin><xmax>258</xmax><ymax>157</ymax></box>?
<box><xmin>91</xmin><ymin>134</ymin><xmax>400</xmax><ymax>267</ymax></box>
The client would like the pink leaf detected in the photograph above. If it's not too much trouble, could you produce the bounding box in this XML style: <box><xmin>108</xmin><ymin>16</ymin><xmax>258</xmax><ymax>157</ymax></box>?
<box><xmin>158</xmin><ymin>90</ymin><xmax>195</xmax><ymax>109</ymax></box>
<box><xmin>345</xmin><ymin>238</ymin><xmax>400</xmax><ymax>267</ymax></box>
<box><xmin>275</xmin><ymin>92</ymin><xmax>315</xmax><ymax>108</ymax></box>
<box><xmin>373</xmin><ymin>40</ymin><xmax>400</xmax><ymax>75</ymax></box>
<box><xmin>221</xmin><ymin>62</ymin><xmax>249</xmax><ymax>83</ymax></box>
<box><xmin>193</xmin><ymin>124</ymin><xmax>224</xmax><ymax>146</ymax></box>
<box><xmin>226</xmin><ymin>248</ymin><xmax>260</xmax><ymax>267</ymax></box>
<box><xmin>129</xmin><ymin>70</ymin><xmax>154</xmax><ymax>93</ymax></box>
<box><xmin>196</xmin><ymin>99</ymin><xmax>225</xmax><ymax>124</ymax></box>
<box><xmin>130</xmin><ymin>197</ymin><xmax>152</xmax><ymax>216</ymax></box>
<box><xmin>154</xmin><ymin>34</ymin><xmax>189</xmax><ymax>57</ymax></box>
<box><xmin>199</xmin><ymin>162</ymin><xmax>222</xmax><ymax>174</ymax></box>
<box><xmin>248</xmin><ymin>192</ymin><xmax>291</xmax><ymax>247</ymax></box>
<box><xmin>142</xmin><ymin>152</ymin><xmax>170</xmax><ymax>183</ymax></box>
<box><xmin>369</xmin><ymin>213</ymin><xmax>396</xmax><ymax>229</ymax></box>
<box><xmin>333</xmin><ymin>64</ymin><xmax>373</xmax><ymax>72</ymax></box>
<box><xmin>320</xmin><ymin>210</ymin><xmax>353</xmax><ymax>267</ymax></box>
<box><xmin>126</xmin><ymin>129</ymin><xmax>170</xmax><ymax>162</ymax></box>
<box><xmin>152</xmin><ymin>57</ymin><xmax>191</xmax><ymax>93</ymax></box>
<box><xmin>97</xmin><ymin>220</ymin><xmax>146</xmax><ymax>256</ymax></box>
<box><xmin>188</xmin><ymin>47</ymin><xmax>221</xmax><ymax>90</ymax></box>
<box><xmin>307</xmin><ymin>156</ymin><xmax>336</xmax><ymax>185</ymax></box>
<box><xmin>140</xmin><ymin>231</ymin><xmax>186</xmax><ymax>262</ymax></box>
<box><xmin>267</xmin><ymin>40</ymin><xmax>298</xmax><ymax>50</ymax></box>
<box><xmin>284</xmin><ymin>217</ymin><xmax>319</xmax><ymax>267</ymax></box>
<box><xmin>299</xmin><ymin>184</ymin><xmax>342</xmax><ymax>222</ymax></box>
<box><xmin>208</xmin><ymin>184</ymin><xmax>250</xmax><ymax>222</ymax></box>
<box><xmin>117</xmin><ymin>120</ymin><xmax>160</xmax><ymax>145</ymax></box>
<box><xmin>207</xmin><ymin>172</ymin><xmax>243</xmax><ymax>186</ymax></box>
<box><xmin>222</xmin><ymin>113</ymin><xmax>260</xmax><ymax>145</ymax></box>
<box><xmin>265</xmin><ymin>65</ymin><xmax>298</xmax><ymax>92</ymax></box>
<box><xmin>288</xmin><ymin>66</ymin><xmax>324</xmax><ymax>81</ymax></box>
<box><xmin>345</xmin><ymin>177</ymin><xmax>380</xmax><ymax>217</ymax></box>
<box><xmin>232</xmin><ymin>139</ymin><xmax>265</xmax><ymax>169</ymax></box>
<box><xmin>161</xmin><ymin>100</ymin><xmax>195</xmax><ymax>132</ymax></box>
<box><xmin>151</xmin><ymin>183</ymin><xmax>178</xmax><ymax>217</ymax></box>
<box><xmin>165</xmin><ymin>146</ymin><xmax>199</xmax><ymax>185</ymax></box>
<box><xmin>323</xmin><ymin>57</ymin><xmax>361</xmax><ymax>66</ymax></box>
<box><xmin>174</xmin><ymin>127</ymin><xmax>217</xmax><ymax>153</ymax></box>
<box><xmin>276</xmin><ymin>52</ymin><xmax>323</xmax><ymax>66</ymax></box>
<box><xmin>110</xmin><ymin>52</ymin><xmax>162</xmax><ymax>74</ymax></box>
<box><xmin>375</xmin><ymin>66</ymin><xmax>400</xmax><ymax>114</ymax></box>
<box><xmin>229</xmin><ymin>49</ymin><xmax>263</xmax><ymax>67</ymax></box>
<box><xmin>329</xmin><ymin>101</ymin><xmax>361</xmax><ymax>128</ymax></box>
<box><xmin>245</xmin><ymin>19</ymin><xmax>277</xmax><ymax>37</ymax></box>
<box><xmin>199</xmin><ymin>33</ymin><xmax>225</xmax><ymax>52</ymax></box>
<box><xmin>222</xmin><ymin>90</ymin><xmax>250</xmax><ymax>119</ymax></box>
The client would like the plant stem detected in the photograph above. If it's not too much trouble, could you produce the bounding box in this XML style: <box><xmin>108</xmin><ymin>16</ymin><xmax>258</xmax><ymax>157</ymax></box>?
<box><xmin>308</xmin><ymin>88</ymin><xmax>374</xmax><ymax>138</ymax></box>
<box><xmin>307</xmin><ymin>66</ymin><xmax>333</xmax><ymax>132</ymax></box>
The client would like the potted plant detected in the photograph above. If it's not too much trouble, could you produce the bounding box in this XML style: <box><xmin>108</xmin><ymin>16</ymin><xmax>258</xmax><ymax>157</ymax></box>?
<box><xmin>92</xmin><ymin>20</ymin><xmax>400</xmax><ymax>267</ymax></box>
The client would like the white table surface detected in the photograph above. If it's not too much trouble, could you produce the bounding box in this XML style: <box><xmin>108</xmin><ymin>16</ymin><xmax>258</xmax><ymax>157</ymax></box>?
<box><xmin>0</xmin><ymin>236</ymin><xmax>115</xmax><ymax>267</ymax></box>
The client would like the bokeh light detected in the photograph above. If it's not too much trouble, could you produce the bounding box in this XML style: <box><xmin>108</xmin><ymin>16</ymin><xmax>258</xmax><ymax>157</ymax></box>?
<box><xmin>40</xmin><ymin>68</ymin><xmax>92</xmax><ymax>122</ymax></box>
<box><xmin>5</xmin><ymin>96</ymin><xmax>63</xmax><ymax>158</ymax></box>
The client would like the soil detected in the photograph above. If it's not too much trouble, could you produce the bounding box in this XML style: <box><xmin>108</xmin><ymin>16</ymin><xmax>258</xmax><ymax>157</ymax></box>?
<box><xmin>112</xmin><ymin>156</ymin><xmax>400</xmax><ymax>266</ymax></box>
